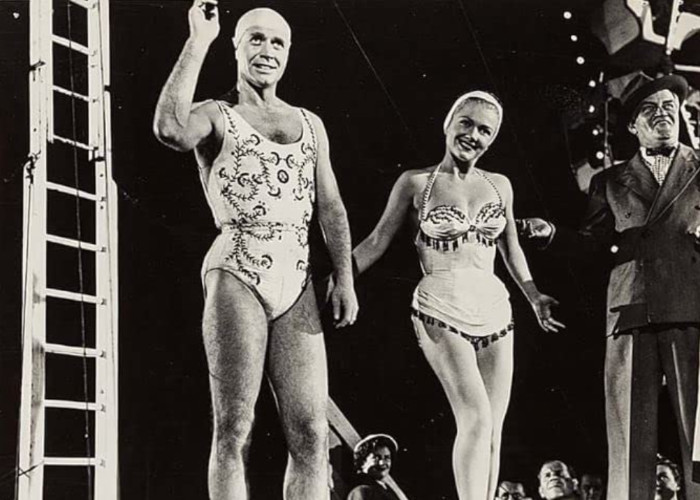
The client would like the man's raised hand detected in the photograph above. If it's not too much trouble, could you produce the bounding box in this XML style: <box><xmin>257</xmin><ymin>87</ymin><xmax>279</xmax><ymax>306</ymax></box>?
<box><xmin>188</xmin><ymin>0</ymin><xmax>220</xmax><ymax>46</ymax></box>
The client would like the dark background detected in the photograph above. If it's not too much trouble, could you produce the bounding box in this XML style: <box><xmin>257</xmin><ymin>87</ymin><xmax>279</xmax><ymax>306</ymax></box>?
<box><xmin>1</xmin><ymin>0</ymin><xmax>697</xmax><ymax>498</ymax></box>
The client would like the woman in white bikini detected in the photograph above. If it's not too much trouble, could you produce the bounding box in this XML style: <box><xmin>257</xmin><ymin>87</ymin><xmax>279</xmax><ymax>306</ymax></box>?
<box><xmin>352</xmin><ymin>91</ymin><xmax>564</xmax><ymax>500</ymax></box>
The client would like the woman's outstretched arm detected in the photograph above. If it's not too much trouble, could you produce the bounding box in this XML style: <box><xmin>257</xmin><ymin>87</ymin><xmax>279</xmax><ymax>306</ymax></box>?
<box><xmin>496</xmin><ymin>175</ymin><xmax>565</xmax><ymax>332</ymax></box>
<box><xmin>353</xmin><ymin>170</ymin><xmax>418</xmax><ymax>274</ymax></box>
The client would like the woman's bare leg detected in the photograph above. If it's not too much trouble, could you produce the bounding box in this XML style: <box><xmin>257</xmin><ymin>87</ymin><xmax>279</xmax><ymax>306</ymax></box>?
<box><xmin>413</xmin><ymin>318</ymin><xmax>494</xmax><ymax>500</ymax></box>
<box><xmin>476</xmin><ymin>332</ymin><xmax>514</xmax><ymax>499</ymax></box>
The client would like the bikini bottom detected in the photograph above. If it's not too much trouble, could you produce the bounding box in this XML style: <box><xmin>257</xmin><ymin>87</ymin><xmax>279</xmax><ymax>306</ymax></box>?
<box><xmin>411</xmin><ymin>269</ymin><xmax>513</xmax><ymax>351</ymax></box>
<box><xmin>411</xmin><ymin>308</ymin><xmax>513</xmax><ymax>352</ymax></box>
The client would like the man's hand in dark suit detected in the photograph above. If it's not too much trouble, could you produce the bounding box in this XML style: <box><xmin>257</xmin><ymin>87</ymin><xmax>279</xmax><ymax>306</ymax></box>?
<box><xmin>516</xmin><ymin>218</ymin><xmax>554</xmax><ymax>240</ymax></box>
<box><xmin>690</xmin><ymin>224</ymin><xmax>700</xmax><ymax>245</ymax></box>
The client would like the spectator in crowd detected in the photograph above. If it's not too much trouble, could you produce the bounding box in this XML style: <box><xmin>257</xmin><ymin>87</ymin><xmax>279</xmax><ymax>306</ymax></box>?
<box><xmin>496</xmin><ymin>480</ymin><xmax>530</xmax><ymax>499</ymax></box>
<box><xmin>579</xmin><ymin>472</ymin><xmax>604</xmax><ymax>500</ymax></box>
<box><xmin>538</xmin><ymin>460</ymin><xmax>579</xmax><ymax>500</ymax></box>
<box><xmin>656</xmin><ymin>455</ymin><xmax>682</xmax><ymax>500</ymax></box>
<box><xmin>347</xmin><ymin>434</ymin><xmax>401</xmax><ymax>500</ymax></box>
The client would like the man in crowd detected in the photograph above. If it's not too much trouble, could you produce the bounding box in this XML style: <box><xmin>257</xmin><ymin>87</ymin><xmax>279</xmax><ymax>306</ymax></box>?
<box><xmin>537</xmin><ymin>460</ymin><xmax>579</xmax><ymax>500</ymax></box>
<box><xmin>579</xmin><ymin>472</ymin><xmax>604</xmax><ymax>500</ymax></box>
<box><xmin>656</xmin><ymin>455</ymin><xmax>682</xmax><ymax>500</ymax></box>
<box><xmin>496</xmin><ymin>480</ymin><xmax>529</xmax><ymax>499</ymax></box>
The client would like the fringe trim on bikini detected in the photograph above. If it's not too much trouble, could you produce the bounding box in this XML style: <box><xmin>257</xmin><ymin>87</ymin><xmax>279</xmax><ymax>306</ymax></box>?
<box><xmin>417</xmin><ymin>229</ymin><xmax>496</xmax><ymax>250</ymax></box>
<box><xmin>411</xmin><ymin>308</ymin><xmax>513</xmax><ymax>352</ymax></box>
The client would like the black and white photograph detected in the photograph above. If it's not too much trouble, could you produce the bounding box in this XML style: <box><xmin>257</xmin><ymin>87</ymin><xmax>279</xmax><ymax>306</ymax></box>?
<box><xmin>1</xmin><ymin>0</ymin><xmax>700</xmax><ymax>499</ymax></box>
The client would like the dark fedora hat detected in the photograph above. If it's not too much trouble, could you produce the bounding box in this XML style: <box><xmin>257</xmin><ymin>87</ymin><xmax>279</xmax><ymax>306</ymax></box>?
<box><xmin>620</xmin><ymin>72</ymin><xmax>688</xmax><ymax>125</ymax></box>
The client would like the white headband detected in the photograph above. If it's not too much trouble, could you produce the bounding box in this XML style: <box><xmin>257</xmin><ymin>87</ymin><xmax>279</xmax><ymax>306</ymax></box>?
<box><xmin>443</xmin><ymin>90</ymin><xmax>503</xmax><ymax>136</ymax></box>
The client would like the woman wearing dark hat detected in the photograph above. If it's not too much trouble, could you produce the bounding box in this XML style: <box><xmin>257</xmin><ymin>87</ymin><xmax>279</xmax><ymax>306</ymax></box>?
<box><xmin>347</xmin><ymin>434</ymin><xmax>402</xmax><ymax>500</ymax></box>
<box><xmin>521</xmin><ymin>73</ymin><xmax>700</xmax><ymax>500</ymax></box>
<box><xmin>346</xmin><ymin>91</ymin><xmax>563</xmax><ymax>500</ymax></box>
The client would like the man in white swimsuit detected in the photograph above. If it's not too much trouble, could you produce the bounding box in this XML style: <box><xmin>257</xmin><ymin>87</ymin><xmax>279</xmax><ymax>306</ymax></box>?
<box><xmin>153</xmin><ymin>2</ymin><xmax>358</xmax><ymax>499</ymax></box>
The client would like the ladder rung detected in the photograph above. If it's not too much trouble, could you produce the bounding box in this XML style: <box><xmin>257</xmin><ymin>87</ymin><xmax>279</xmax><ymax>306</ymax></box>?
<box><xmin>52</xmin><ymin>134</ymin><xmax>94</xmax><ymax>151</ymax></box>
<box><xmin>69</xmin><ymin>0</ymin><xmax>94</xmax><ymax>8</ymax></box>
<box><xmin>676</xmin><ymin>64</ymin><xmax>700</xmax><ymax>74</ymax></box>
<box><xmin>44</xmin><ymin>457</ymin><xmax>98</xmax><ymax>467</ymax></box>
<box><xmin>45</xmin><ymin>399</ymin><xmax>98</xmax><ymax>411</ymax></box>
<box><xmin>47</xmin><ymin>182</ymin><xmax>97</xmax><ymax>201</ymax></box>
<box><xmin>44</xmin><ymin>343</ymin><xmax>101</xmax><ymax>358</ymax></box>
<box><xmin>46</xmin><ymin>288</ymin><xmax>98</xmax><ymax>304</ymax></box>
<box><xmin>53</xmin><ymin>85</ymin><xmax>90</xmax><ymax>102</ymax></box>
<box><xmin>47</xmin><ymin>234</ymin><xmax>98</xmax><ymax>252</ymax></box>
<box><xmin>52</xmin><ymin>35</ymin><xmax>91</xmax><ymax>56</ymax></box>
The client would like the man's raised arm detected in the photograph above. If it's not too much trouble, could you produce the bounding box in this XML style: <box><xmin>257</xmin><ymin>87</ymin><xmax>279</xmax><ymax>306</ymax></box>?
<box><xmin>153</xmin><ymin>0</ymin><xmax>220</xmax><ymax>152</ymax></box>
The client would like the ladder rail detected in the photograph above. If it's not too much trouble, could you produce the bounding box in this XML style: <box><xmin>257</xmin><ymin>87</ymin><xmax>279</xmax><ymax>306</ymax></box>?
<box><xmin>18</xmin><ymin>0</ymin><xmax>51</xmax><ymax>498</ymax></box>
<box><xmin>103</xmin><ymin>19</ymin><xmax>121</xmax><ymax>500</ymax></box>
<box><xmin>91</xmin><ymin>1</ymin><xmax>119</xmax><ymax>497</ymax></box>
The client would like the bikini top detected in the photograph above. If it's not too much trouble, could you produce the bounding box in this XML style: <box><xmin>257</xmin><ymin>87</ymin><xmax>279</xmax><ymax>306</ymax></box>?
<box><xmin>417</xmin><ymin>164</ymin><xmax>506</xmax><ymax>250</ymax></box>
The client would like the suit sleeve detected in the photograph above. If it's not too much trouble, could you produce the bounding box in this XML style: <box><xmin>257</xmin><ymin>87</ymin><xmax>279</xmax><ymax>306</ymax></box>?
<box><xmin>547</xmin><ymin>170</ymin><xmax>616</xmax><ymax>257</ymax></box>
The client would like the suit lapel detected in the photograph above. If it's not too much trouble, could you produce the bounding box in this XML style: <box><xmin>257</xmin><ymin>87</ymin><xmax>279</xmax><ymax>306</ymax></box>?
<box><xmin>613</xmin><ymin>151</ymin><xmax>659</xmax><ymax>204</ymax></box>
<box><xmin>647</xmin><ymin>145</ymin><xmax>700</xmax><ymax>224</ymax></box>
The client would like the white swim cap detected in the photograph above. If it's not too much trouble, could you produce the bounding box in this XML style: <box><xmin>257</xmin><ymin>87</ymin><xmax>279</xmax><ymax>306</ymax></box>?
<box><xmin>233</xmin><ymin>8</ymin><xmax>291</xmax><ymax>48</ymax></box>
<box><xmin>443</xmin><ymin>90</ymin><xmax>503</xmax><ymax>137</ymax></box>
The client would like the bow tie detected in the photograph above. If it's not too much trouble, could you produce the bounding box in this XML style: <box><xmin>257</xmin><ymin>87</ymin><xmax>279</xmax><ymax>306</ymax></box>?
<box><xmin>645</xmin><ymin>145</ymin><xmax>676</xmax><ymax>157</ymax></box>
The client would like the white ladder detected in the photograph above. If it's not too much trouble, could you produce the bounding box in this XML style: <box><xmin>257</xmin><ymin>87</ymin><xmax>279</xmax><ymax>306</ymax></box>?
<box><xmin>18</xmin><ymin>0</ymin><xmax>118</xmax><ymax>499</ymax></box>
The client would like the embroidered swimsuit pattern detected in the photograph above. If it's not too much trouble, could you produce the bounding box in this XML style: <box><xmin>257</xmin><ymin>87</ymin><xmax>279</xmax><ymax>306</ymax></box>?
<box><xmin>215</xmin><ymin>104</ymin><xmax>317</xmax><ymax>285</ymax></box>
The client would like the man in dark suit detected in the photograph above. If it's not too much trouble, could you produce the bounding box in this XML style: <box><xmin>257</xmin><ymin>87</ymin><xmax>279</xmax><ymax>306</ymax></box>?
<box><xmin>521</xmin><ymin>74</ymin><xmax>700</xmax><ymax>500</ymax></box>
